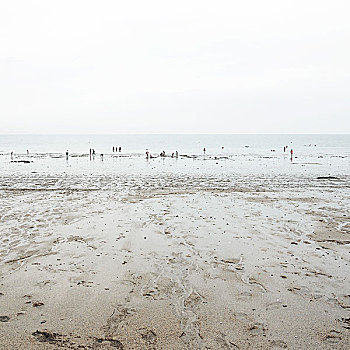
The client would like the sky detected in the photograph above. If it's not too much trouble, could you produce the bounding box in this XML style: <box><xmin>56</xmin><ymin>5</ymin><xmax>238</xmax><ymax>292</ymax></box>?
<box><xmin>0</xmin><ymin>0</ymin><xmax>349</xmax><ymax>134</ymax></box>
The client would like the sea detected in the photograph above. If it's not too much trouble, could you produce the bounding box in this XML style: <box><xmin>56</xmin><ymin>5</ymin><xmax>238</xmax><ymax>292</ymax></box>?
<box><xmin>0</xmin><ymin>134</ymin><xmax>349</xmax><ymax>179</ymax></box>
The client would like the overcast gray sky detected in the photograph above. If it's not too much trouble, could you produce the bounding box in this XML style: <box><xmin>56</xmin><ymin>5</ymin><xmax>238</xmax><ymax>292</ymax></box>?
<box><xmin>1</xmin><ymin>0</ymin><xmax>349</xmax><ymax>134</ymax></box>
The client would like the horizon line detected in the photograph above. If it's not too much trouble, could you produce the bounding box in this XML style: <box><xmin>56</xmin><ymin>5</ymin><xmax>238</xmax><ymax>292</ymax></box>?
<box><xmin>1</xmin><ymin>133</ymin><xmax>350</xmax><ymax>136</ymax></box>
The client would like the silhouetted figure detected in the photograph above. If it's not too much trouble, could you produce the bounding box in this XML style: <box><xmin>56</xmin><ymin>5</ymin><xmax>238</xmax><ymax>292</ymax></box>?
<box><xmin>113</xmin><ymin>146</ymin><xmax>115</xmax><ymax>152</ymax></box>
<box><xmin>119</xmin><ymin>147</ymin><xmax>121</xmax><ymax>152</ymax></box>
<box><xmin>27</xmin><ymin>149</ymin><xmax>29</xmax><ymax>155</ymax></box>
<box><xmin>146</xmin><ymin>149</ymin><xmax>150</xmax><ymax>159</ymax></box>
<box><xmin>203</xmin><ymin>148</ymin><xmax>206</xmax><ymax>155</ymax></box>
<box><xmin>10</xmin><ymin>151</ymin><xmax>13</xmax><ymax>160</ymax></box>
<box><xmin>66</xmin><ymin>150</ymin><xmax>69</xmax><ymax>160</ymax></box>
<box><xmin>290</xmin><ymin>149</ymin><xmax>293</xmax><ymax>161</ymax></box>
<box><xmin>175</xmin><ymin>151</ymin><xmax>178</xmax><ymax>158</ymax></box>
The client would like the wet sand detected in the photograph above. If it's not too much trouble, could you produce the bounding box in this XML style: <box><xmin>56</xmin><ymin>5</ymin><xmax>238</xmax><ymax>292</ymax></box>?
<box><xmin>0</xmin><ymin>169</ymin><xmax>349</xmax><ymax>349</ymax></box>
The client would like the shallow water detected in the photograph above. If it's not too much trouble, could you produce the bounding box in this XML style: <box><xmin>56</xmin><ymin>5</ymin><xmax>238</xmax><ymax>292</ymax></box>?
<box><xmin>0</xmin><ymin>134</ymin><xmax>349</xmax><ymax>179</ymax></box>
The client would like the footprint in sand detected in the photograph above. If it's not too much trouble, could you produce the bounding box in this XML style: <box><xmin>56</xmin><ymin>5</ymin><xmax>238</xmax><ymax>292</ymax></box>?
<box><xmin>269</xmin><ymin>339</ymin><xmax>288</xmax><ymax>349</ymax></box>
<box><xmin>337</xmin><ymin>294</ymin><xmax>350</xmax><ymax>309</ymax></box>
<box><xmin>184</xmin><ymin>290</ymin><xmax>204</xmax><ymax>308</ymax></box>
<box><xmin>248</xmin><ymin>322</ymin><xmax>267</xmax><ymax>336</ymax></box>
<box><xmin>32</xmin><ymin>330</ymin><xmax>61</xmax><ymax>344</ymax></box>
<box><xmin>237</xmin><ymin>291</ymin><xmax>252</xmax><ymax>300</ymax></box>
<box><xmin>0</xmin><ymin>316</ymin><xmax>10</xmax><ymax>322</ymax></box>
<box><xmin>340</xmin><ymin>317</ymin><xmax>350</xmax><ymax>329</ymax></box>
<box><xmin>266</xmin><ymin>301</ymin><xmax>283</xmax><ymax>311</ymax></box>
<box><xmin>234</xmin><ymin>312</ymin><xmax>249</xmax><ymax>322</ymax></box>
<box><xmin>324</xmin><ymin>330</ymin><xmax>342</xmax><ymax>344</ymax></box>
<box><xmin>94</xmin><ymin>338</ymin><xmax>124</xmax><ymax>349</ymax></box>
<box><xmin>139</xmin><ymin>328</ymin><xmax>157</xmax><ymax>345</ymax></box>
<box><xmin>213</xmin><ymin>332</ymin><xmax>239</xmax><ymax>349</ymax></box>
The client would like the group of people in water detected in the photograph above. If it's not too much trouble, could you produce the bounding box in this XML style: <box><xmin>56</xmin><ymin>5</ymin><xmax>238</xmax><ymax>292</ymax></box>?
<box><xmin>65</xmin><ymin>148</ymin><xmax>105</xmax><ymax>160</ymax></box>
<box><xmin>66</xmin><ymin>147</ymin><xmax>123</xmax><ymax>160</ymax></box>
<box><xmin>283</xmin><ymin>145</ymin><xmax>294</xmax><ymax>160</ymax></box>
<box><xmin>11</xmin><ymin>145</ymin><xmax>297</xmax><ymax>161</ymax></box>
<box><xmin>145</xmin><ymin>150</ymin><xmax>179</xmax><ymax>159</ymax></box>
<box><xmin>10</xmin><ymin>150</ymin><xmax>29</xmax><ymax>160</ymax></box>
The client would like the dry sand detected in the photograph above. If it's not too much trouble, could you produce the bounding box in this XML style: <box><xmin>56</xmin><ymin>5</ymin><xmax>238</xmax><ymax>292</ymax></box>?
<box><xmin>0</xmin><ymin>172</ymin><xmax>349</xmax><ymax>349</ymax></box>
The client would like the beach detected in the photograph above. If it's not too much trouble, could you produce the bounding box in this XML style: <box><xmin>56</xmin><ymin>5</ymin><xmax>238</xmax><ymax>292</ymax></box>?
<box><xmin>0</xmin><ymin>136</ymin><xmax>349</xmax><ymax>349</ymax></box>
<box><xmin>2</xmin><ymin>0</ymin><xmax>350</xmax><ymax>345</ymax></box>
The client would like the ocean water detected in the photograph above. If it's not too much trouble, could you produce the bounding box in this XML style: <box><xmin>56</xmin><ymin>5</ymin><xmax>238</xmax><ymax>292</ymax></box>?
<box><xmin>0</xmin><ymin>134</ymin><xmax>349</xmax><ymax>179</ymax></box>
<box><xmin>0</xmin><ymin>134</ymin><xmax>349</xmax><ymax>155</ymax></box>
